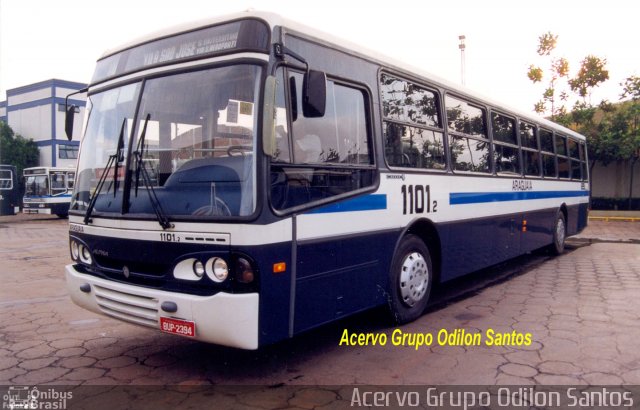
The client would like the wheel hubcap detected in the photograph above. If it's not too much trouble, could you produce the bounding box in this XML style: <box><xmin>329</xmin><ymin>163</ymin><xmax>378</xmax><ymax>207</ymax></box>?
<box><xmin>556</xmin><ymin>218</ymin><xmax>565</xmax><ymax>247</ymax></box>
<box><xmin>399</xmin><ymin>252</ymin><xmax>429</xmax><ymax>307</ymax></box>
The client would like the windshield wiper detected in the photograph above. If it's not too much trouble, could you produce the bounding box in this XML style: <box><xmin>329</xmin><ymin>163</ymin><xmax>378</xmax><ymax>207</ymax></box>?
<box><xmin>84</xmin><ymin>118</ymin><xmax>126</xmax><ymax>224</ymax></box>
<box><xmin>133</xmin><ymin>113</ymin><xmax>173</xmax><ymax>230</ymax></box>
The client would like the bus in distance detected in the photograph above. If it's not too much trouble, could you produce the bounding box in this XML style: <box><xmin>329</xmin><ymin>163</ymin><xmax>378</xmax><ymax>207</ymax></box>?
<box><xmin>23</xmin><ymin>166</ymin><xmax>76</xmax><ymax>218</ymax></box>
<box><xmin>65</xmin><ymin>11</ymin><xmax>589</xmax><ymax>349</ymax></box>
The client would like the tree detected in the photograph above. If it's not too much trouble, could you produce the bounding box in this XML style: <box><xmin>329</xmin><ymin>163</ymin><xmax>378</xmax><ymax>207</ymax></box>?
<box><xmin>527</xmin><ymin>33</ymin><xmax>609</xmax><ymax>122</ymax></box>
<box><xmin>527</xmin><ymin>32</ymin><xmax>570</xmax><ymax>120</ymax></box>
<box><xmin>0</xmin><ymin>121</ymin><xmax>40</xmax><ymax>196</ymax></box>
<box><xmin>569</xmin><ymin>55</ymin><xmax>609</xmax><ymax>105</ymax></box>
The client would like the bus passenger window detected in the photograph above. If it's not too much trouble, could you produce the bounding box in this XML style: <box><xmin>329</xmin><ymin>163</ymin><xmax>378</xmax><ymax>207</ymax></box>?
<box><xmin>491</xmin><ymin>112</ymin><xmax>520</xmax><ymax>175</ymax></box>
<box><xmin>380</xmin><ymin>73</ymin><xmax>445</xmax><ymax>170</ymax></box>
<box><xmin>542</xmin><ymin>153</ymin><xmax>556</xmax><ymax>177</ymax></box>
<box><xmin>445</xmin><ymin>96</ymin><xmax>487</xmax><ymax>138</ymax></box>
<box><xmin>539</xmin><ymin>129</ymin><xmax>555</xmax><ymax>154</ymax></box>
<box><xmin>384</xmin><ymin>123</ymin><xmax>445</xmax><ymax>170</ymax></box>
<box><xmin>523</xmin><ymin>150</ymin><xmax>541</xmax><ymax>176</ymax></box>
<box><xmin>539</xmin><ymin>128</ymin><xmax>557</xmax><ymax>178</ymax></box>
<box><xmin>446</xmin><ymin>95</ymin><xmax>490</xmax><ymax>173</ymax></box>
<box><xmin>520</xmin><ymin>121</ymin><xmax>540</xmax><ymax>177</ymax></box>
<box><xmin>450</xmin><ymin>136</ymin><xmax>490</xmax><ymax>173</ymax></box>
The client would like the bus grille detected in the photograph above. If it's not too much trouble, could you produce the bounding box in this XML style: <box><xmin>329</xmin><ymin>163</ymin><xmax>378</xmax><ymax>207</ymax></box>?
<box><xmin>93</xmin><ymin>284</ymin><xmax>159</xmax><ymax>328</ymax></box>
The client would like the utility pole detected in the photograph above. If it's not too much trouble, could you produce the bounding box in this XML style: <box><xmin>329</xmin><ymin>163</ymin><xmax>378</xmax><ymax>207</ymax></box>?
<box><xmin>458</xmin><ymin>35</ymin><xmax>466</xmax><ymax>86</ymax></box>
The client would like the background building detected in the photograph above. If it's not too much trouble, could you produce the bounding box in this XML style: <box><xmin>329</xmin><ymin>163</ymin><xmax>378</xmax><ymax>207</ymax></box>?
<box><xmin>1</xmin><ymin>79</ymin><xmax>86</xmax><ymax>168</ymax></box>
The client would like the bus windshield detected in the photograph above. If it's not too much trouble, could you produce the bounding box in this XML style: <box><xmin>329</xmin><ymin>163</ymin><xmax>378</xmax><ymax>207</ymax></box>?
<box><xmin>26</xmin><ymin>175</ymin><xmax>49</xmax><ymax>196</ymax></box>
<box><xmin>72</xmin><ymin>64</ymin><xmax>261</xmax><ymax>219</ymax></box>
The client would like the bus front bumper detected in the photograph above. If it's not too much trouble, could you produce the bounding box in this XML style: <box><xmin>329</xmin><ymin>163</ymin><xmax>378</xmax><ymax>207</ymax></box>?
<box><xmin>65</xmin><ymin>264</ymin><xmax>259</xmax><ymax>349</ymax></box>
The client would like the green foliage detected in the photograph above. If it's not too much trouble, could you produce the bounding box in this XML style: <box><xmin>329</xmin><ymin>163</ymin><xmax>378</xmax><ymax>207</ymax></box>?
<box><xmin>527</xmin><ymin>32</ymin><xmax>572</xmax><ymax>119</ymax></box>
<box><xmin>569</xmin><ymin>55</ymin><xmax>609</xmax><ymax>100</ymax></box>
<box><xmin>527</xmin><ymin>33</ymin><xmax>609</xmax><ymax>123</ymax></box>
<box><xmin>620</xmin><ymin>75</ymin><xmax>640</xmax><ymax>101</ymax></box>
<box><xmin>536</xmin><ymin>32</ymin><xmax>558</xmax><ymax>56</ymax></box>
<box><xmin>527</xmin><ymin>65</ymin><xmax>543</xmax><ymax>83</ymax></box>
<box><xmin>0</xmin><ymin>121</ymin><xmax>40</xmax><ymax>195</ymax></box>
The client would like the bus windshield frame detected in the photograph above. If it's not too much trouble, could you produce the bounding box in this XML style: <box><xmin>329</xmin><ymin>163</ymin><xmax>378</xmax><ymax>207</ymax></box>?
<box><xmin>71</xmin><ymin>63</ymin><xmax>263</xmax><ymax>223</ymax></box>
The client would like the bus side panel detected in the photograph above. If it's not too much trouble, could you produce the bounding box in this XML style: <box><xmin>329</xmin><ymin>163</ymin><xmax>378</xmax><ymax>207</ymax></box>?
<box><xmin>293</xmin><ymin>230</ymin><xmax>396</xmax><ymax>334</ymax></box>
<box><xmin>252</xmin><ymin>242</ymin><xmax>294</xmax><ymax>346</ymax></box>
<box><xmin>440</xmin><ymin>214</ymin><xmax>524</xmax><ymax>281</ymax></box>
<box><xmin>567</xmin><ymin>203</ymin><xmax>589</xmax><ymax>235</ymax></box>
<box><xmin>521</xmin><ymin>208</ymin><xmax>557</xmax><ymax>253</ymax></box>
<box><xmin>440</xmin><ymin>219</ymin><xmax>494</xmax><ymax>281</ymax></box>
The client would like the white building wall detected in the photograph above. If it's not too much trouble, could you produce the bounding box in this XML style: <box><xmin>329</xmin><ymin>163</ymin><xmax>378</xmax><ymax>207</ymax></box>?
<box><xmin>8</xmin><ymin>106</ymin><xmax>52</xmax><ymax>141</ymax></box>
<box><xmin>39</xmin><ymin>146</ymin><xmax>52</xmax><ymax>167</ymax></box>
<box><xmin>7</xmin><ymin>88</ymin><xmax>52</xmax><ymax>105</ymax></box>
<box><xmin>592</xmin><ymin>160</ymin><xmax>640</xmax><ymax>199</ymax></box>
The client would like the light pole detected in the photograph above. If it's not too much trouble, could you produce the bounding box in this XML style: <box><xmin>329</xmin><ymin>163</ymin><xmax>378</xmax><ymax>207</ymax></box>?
<box><xmin>458</xmin><ymin>35</ymin><xmax>466</xmax><ymax>86</ymax></box>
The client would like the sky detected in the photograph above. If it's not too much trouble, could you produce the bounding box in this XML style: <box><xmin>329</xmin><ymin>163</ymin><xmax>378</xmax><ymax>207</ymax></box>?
<box><xmin>0</xmin><ymin>0</ymin><xmax>638</xmax><ymax>115</ymax></box>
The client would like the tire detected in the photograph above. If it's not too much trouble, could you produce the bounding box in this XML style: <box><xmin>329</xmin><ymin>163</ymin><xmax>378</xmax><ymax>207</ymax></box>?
<box><xmin>549</xmin><ymin>211</ymin><xmax>566</xmax><ymax>255</ymax></box>
<box><xmin>388</xmin><ymin>234</ymin><xmax>433</xmax><ymax>324</ymax></box>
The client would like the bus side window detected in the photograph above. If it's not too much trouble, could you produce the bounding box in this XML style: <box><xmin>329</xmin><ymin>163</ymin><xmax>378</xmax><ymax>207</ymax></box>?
<box><xmin>539</xmin><ymin>128</ymin><xmax>557</xmax><ymax>178</ymax></box>
<box><xmin>380</xmin><ymin>73</ymin><xmax>445</xmax><ymax>170</ymax></box>
<box><xmin>491</xmin><ymin>112</ymin><xmax>520</xmax><ymax>175</ymax></box>
<box><xmin>445</xmin><ymin>95</ymin><xmax>490</xmax><ymax>173</ymax></box>
<box><xmin>270</xmin><ymin>70</ymin><xmax>375</xmax><ymax>211</ymax></box>
<box><xmin>520</xmin><ymin>121</ymin><xmax>541</xmax><ymax>177</ymax></box>
<box><xmin>289</xmin><ymin>72</ymin><xmax>371</xmax><ymax>165</ymax></box>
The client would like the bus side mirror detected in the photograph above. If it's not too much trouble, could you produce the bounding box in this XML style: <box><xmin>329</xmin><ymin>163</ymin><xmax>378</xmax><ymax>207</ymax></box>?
<box><xmin>65</xmin><ymin>105</ymin><xmax>77</xmax><ymax>141</ymax></box>
<box><xmin>303</xmin><ymin>70</ymin><xmax>326</xmax><ymax>118</ymax></box>
<box><xmin>262</xmin><ymin>75</ymin><xmax>277</xmax><ymax>157</ymax></box>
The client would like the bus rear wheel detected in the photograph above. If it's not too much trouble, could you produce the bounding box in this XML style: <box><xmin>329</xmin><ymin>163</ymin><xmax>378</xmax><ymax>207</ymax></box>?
<box><xmin>388</xmin><ymin>234</ymin><xmax>432</xmax><ymax>324</ymax></box>
<box><xmin>549</xmin><ymin>212</ymin><xmax>566</xmax><ymax>255</ymax></box>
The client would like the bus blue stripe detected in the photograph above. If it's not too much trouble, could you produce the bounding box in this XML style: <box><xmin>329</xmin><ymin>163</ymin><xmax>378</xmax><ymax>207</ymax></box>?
<box><xmin>450</xmin><ymin>190</ymin><xmax>589</xmax><ymax>205</ymax></box>
<box><xmin>309</xmin><ymin>194</ymin><xmax>387</xmax><ymax>214</ymax></box>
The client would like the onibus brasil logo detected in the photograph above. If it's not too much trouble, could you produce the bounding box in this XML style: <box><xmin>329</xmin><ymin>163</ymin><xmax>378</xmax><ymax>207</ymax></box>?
<box><xmin>3</xmin><ymin>386</ymin><xmax>72</xmax><ymax>410</ymax></box>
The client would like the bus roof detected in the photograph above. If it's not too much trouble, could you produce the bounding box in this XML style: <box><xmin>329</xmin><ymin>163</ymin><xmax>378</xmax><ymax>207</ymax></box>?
<box><xmin>98</xmin><ymin>10</ymin><xmax>585</xmax><ymax>142</ymax></box>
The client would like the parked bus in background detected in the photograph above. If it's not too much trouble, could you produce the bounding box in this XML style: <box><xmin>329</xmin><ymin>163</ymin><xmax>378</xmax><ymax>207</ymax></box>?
<box><xmin>23</xmin><ymin>167</ymin><xmax>75</xmax><ymax>218</ymax></box>
<box><xmin>64</xmin><ymin>11</ymin><xmax>589</xmax><ymax>349</ymax></box>
<box><xmin>0</xmin><ymin>164</ymin><xmax>19</xmax><ymax>216</ymax></box>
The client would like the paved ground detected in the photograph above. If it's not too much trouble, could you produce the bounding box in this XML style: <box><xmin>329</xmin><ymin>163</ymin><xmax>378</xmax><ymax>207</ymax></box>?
<box><xmin>1</xmin><ymin>214</ymin><xmax>639</xmax><ymax>407</ymax></box>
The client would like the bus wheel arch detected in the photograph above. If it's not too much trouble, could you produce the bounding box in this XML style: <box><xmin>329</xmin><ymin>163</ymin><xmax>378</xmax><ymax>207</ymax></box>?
<box><xmin>387</xmin><ymin>219</ymin><xmax>441</xmax><ymax>324</ymax></box>
<box><xmin>404</xmin><ymin>219</ymin><xmax>442</xmax><ymax>283</ymax></box>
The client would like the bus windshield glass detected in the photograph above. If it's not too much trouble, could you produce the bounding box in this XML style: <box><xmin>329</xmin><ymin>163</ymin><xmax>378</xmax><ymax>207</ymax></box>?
<box><xmin>25</xmin><ymin>176</ymin><xmax>49</xmax><ymax>197</ymax></box>
<box><xmin>72</xmin><ymin>64</ymin><xmax>261</xmax><ymax>219</ymax></box>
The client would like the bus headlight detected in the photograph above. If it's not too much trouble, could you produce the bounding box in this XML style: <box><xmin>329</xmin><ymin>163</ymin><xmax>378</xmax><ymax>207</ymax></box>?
<box><xmin>70</xmin><ymin>240</ymin><xmax>80</xmax><ymax>261</ymax></box>
<box><xmin>79</xmin><ymin>244</ymin><xmax>93</xmax><ymax>265</ymax></box>
<box><xmin>206</xmin><ymin>257</ymin><xmax>228</xmax><ymax>282</ymax></box>
<box><xmin>193</xmin><ymin>260</ymin><xmax>205</xmax><ymax>278</ymax></box>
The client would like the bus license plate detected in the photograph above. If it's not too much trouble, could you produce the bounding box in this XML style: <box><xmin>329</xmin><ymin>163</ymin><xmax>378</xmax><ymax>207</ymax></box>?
<box><xmin>159</xmin><ymin>317</ymin><xmax>196</xmax><ymax>338</ymax></box>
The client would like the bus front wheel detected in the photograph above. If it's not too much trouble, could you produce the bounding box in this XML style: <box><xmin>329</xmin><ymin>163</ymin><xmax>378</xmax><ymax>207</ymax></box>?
<box><xmin>388</xmin><ymin>235</ymin><xmax>432</xmax><ymax>324</ymax></box>
<box><xmin>550</xmin><ymin>212</ymin><xmax>566</xmax><ymax>255</ymax></box>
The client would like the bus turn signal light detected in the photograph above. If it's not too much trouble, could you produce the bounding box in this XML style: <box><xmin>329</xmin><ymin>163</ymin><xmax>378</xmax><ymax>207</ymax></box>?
<box><xmin>273</xmin><ymin>262</ymin><xmax>286</xmax><ymax>274</ymax></box>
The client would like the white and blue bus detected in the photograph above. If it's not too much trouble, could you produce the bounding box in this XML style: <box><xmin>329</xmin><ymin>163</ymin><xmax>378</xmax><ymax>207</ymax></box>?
<box><xmin>23</xmin><ymin>167</ymin><xmax>76</xmax><ymax>217</ymax></box>
<box><xmin>0</xmin><ymin>164</ymin><xmax>19</xmax><ymax>216</ymax></box>
<box><xmin>65</xmin><ymin>12</ymin><xmax>589</xmax><ymax>349</ymax></box>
